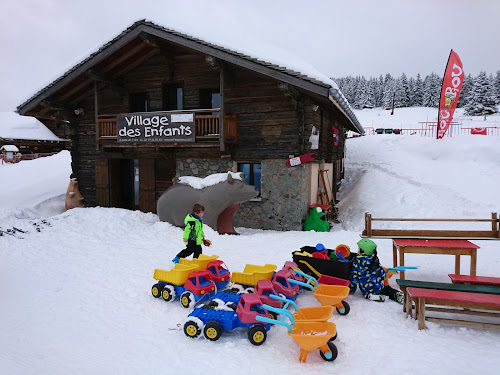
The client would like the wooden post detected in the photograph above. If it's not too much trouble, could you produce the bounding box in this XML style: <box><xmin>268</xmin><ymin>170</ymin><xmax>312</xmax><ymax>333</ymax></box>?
<box><xmin>219</xmin><ymin>65</ymin><xmax>225</xmax><ymax>152</ymax></box>
<box><xmin>493</xmin><ymin>212</ymin><xmax>499</xmax><ymax>234</ymax></box>
<box><xmin>94</xmin><ymin>81</ymin><xmax>99</xmax><ymax>151</ymax></box>
<box><xmin>366</xmin><ymin>212</ymin><xmax>372</xmax><ymax>237</ymax></box>
<box><xmin>417</xmin><ymin>298</ymin><xmax>426</xmax><ymax>329</ymax></box>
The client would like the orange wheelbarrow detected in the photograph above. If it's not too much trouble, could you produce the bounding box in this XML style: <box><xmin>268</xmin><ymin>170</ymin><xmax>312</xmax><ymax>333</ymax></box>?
<box><xmin>256</xmin><ymin>308</ymin><xmax>338</xmax><ymax>363</ymax></box>
<box><xmin>289</xmin><ymin>270</ymin><xmax>351</xmax><ymax>315</ymax></box>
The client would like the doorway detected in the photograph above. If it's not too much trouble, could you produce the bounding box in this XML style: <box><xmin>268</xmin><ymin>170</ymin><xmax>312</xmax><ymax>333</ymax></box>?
<box><xmin>109</xmin><ymin>158</ymin><xmax>138</xmax><ymax>210</ymax></box>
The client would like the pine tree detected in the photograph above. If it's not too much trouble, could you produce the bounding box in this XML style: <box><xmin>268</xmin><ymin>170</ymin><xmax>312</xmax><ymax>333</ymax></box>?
<box><xmin>458</xmin><ymin>74</ymin><xmax>473</xmax><ymax>108</ymax></box>
<box><xmin>394</xmin><ymin>73</ymin><xmax>410</xmax><ymax>107</ymax></box>
<box><xmin>422</xmin><ymin>73</ymin><xmax>440</xmax><ymax>107</ymax></box>
<box><xmin>382</xmin><ymin>74</ymin><xmax>394</xmax><ymax>109</ymax></box>
<box><xmin>494</xmin><ymin>70</ymin><xmax>500</xmax><ymax>104</ymax></box>
<box><xmin>376</xmin><ymin>75</ymin><xmax>384</xmax><ymax>107</ymax></box>
<box><xmin>464</xmin><ymin>71</ymin><xmax>498</xmax><ymax>115</ymax></box>
<box><xmin>413</xmin><ymin>74</ymin><xmax>424</xmax><ymax>106</ymax></box>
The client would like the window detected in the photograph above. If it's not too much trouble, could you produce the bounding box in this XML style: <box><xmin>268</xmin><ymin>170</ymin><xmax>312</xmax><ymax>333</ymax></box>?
<box><xmin>163</xmin><ymin>83</ymin><xmax>183</xmax><ymax>111</ymax></box>
<box><xmin>199</xmin><ymin>88</ymin><xmax>220</xmax><ymax>110</ymax></box>
<box><xmin>129</xmin><ymin>92</ymin><xmax>148</xmax><ymax>112</ymax></box>
<box><xmin>237</xmin><ymin>163</ymin><xmax>261</xmax><ymax>195</ymax></box>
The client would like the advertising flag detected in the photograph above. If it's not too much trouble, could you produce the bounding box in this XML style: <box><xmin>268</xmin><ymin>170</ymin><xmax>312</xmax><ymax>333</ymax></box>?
<box><xmin>437</xmin><ymin>50</ymin><xmax>464</xmax><ymax>139</ymax></box>
<box><xmin>471</xmin><ymin>127</ymin><xmax>487</xmax><ymax>135</ymax></box>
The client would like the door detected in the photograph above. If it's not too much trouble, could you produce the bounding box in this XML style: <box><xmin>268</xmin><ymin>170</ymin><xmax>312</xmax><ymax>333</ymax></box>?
<box><xmin>139</xmin><ymin>159</ymin><xmax>156</xmax><ymax>213</ymax></box>
<box><xmin>95</xmin><ymin>158</ymin><xmax>110</xmax><ymax>206</ymax></box>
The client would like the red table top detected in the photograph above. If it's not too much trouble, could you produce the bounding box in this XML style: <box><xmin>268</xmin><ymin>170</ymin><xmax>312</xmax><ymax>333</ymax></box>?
<box><xmin>449</xmin><ymin>274</ymin><xmax>500</xmax><ymax>285</ymax></box>
<box><xmin>407</xmin><ymin>287</ymin><xmax>500</xmax><ymax>305</ymax></box>
<box><xmin>393</xmin><ymin>239</ymin><xmax>479</xmax><ymax>249</ymax></box>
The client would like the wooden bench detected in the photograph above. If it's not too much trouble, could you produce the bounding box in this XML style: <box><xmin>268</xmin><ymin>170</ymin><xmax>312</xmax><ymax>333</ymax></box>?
<box><xmin>406</xmin><ymin>287</ymin><xmax>500</xmax><ymax>330</ymax></box>
<box><xmin>361</xmin><ymin>212</ymin><xmax>500</xmax><ymax>239</ymax></box>
<box><xmin>449</xmin><ymin>274</ymin><xmax>500</xmax><ymax>286</ymax></box>
<box><xmin>396</xmin><ymin>279</ymin><xmax>500</xmax><ymax>313</ymax></box>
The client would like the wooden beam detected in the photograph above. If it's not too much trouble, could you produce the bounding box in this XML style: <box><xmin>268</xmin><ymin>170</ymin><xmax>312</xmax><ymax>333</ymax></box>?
<box><xmin>140</xmin><ymin>32</ymin><xmax>159</xmax><ymax>48</ymax></box>
<box><xmin>40</xmin><ymin>99</ymin><xmax>70</xmax><ymax>111</ymax></box>
<box><xmin>219</xmin><ymin>65</ymin><xmax>225</xmax><ymax>152</ymax></box>
<box><xmin>85</xmin><ymin>69</ymin><xmax>127</xmax><ymax>95</ymax></box>
<box><xmin>103</xmin><ymin>42</ymin><xmax>151</xmax><ymax>72</ymax></box>
<box><xmin>111</xmin><ymin>48</ymin><xmax>159</xmax><ymax>77</ymax></box>
<box><xmin>141</xmin><ymin>25</ymin><xmax>331</xmax><ymax>97</ymax></box>
<box><xmin>18</xmin><ymin>26</ymin><xmax>143</xmax><ymax>115</ymax></box>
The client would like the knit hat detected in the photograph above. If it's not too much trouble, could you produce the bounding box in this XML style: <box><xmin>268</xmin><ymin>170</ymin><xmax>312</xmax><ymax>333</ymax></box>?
<box><xmin>357</xmin><ymin>239</ymin><xmax>377</xmax><ymax>256</ymax></box>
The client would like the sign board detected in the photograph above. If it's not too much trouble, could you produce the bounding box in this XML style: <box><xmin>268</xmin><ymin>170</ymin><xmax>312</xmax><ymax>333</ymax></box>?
<box><xmin>117</xmin><ymin>111</ymin><xmax>195</xmax><ymax>143</ymax></box>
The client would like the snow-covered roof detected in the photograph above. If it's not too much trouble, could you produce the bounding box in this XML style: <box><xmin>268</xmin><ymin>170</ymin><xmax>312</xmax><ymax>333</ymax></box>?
<box><xmin>0</xmin><ymin>112</ymin><xmax>68</xmax><ymax>142</ymax></box>
<box><xmin>17</xmin><ymin>20</ymin><xmax>363</xmax><ymax>134</ymax></box>
<box><xmin>178</xmin><ymin>172</ymin><xmax>243</xmax><ymax>189</ymax></box>
<box><xmin>1</xmin><ymin>145</ymin><xmax>19</xmax><ymax>152</ymax></box>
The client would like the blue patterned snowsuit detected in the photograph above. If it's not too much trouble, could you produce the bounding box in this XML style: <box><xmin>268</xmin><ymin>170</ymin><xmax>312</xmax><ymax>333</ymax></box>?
<box><xmin>350</xmin><ymin>255</ymin><xmax>387</xmax><ymax>295</ymax></box>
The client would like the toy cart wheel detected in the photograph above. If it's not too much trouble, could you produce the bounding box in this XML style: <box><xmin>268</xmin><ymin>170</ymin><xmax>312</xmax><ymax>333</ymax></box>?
<box><xmin>245</xmin><ymin>287</ymin><xmax>254</xmax><ymax>293</ymax></box>
<box><xmin>151</xmin><ymin>283</ymin><xmax>163</xmax><ymax>298</ymax></box>
<box><xmin>320</xmin><ymin>341</ymin><xmax>338</xmax><ymax>361</ymax></box>
<box><xmin>207</xmin><ymin>301</ymin><xmax>219</xmax><ymax>309</ymax></box>
<box><xmin>203</xmin><ymin>321</ymin><xmax>223</xmax><ymax>341</ymax></box>
<box><xmin>181</xmin><ymin>292</ymin><xmax>193</xmax><ymax>308</ymax></box>
<box><xmin>268</xmin><ymin>311</ymin><xmax>278</xmax><ymax>320</ymax></box>
<box><xmin>336</xmin><ymin>301</ymin><xmax>350</xmax><ymax>315</ymax></box>
<box><xmin>184</xmin><ymin>320</ymin><xmax>202</xmax><ymax>339</ymax></box>
<box><xmin>248</xmin><ymin>324</ymin><xmax>267</xmax><ymax>346</ymax></box>
<box><xmin>162</xmin><ymin>285</ymin><xmax>176</xmax><ymax>302</ymax></box>
<box><xmin>329</xmin><ymin>333</ymin><xmax>337</xmax><ymax>342</ymax></box>
<box><xmin>226</xmin><ymin>302</ymin><xmax>237</xmax><ymax>311</ymax></box>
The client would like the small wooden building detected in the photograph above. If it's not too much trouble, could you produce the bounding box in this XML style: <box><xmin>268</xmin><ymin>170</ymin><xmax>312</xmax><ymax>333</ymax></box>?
<box><xmin>1</xmin><ymin>145</ymin><xmax>19</xmax><ymax>163</ymax></box>
<box><xmin>17</xmin><ymin>20</ymin><xmax>363</xmax><ymax>231</ymax></box>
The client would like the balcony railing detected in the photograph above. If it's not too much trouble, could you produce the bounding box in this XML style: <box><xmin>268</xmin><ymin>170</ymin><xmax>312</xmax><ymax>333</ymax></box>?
<box><xmin>97</xmin><ymin>109</ymin><xmax>237</xmax><ymax>143</ymax></box>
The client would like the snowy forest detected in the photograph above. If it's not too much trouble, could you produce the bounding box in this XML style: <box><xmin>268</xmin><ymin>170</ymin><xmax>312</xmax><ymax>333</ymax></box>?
<box><xmin>334</xmin><ymin>70</ymin><xmax>500</xmax><ymax>115</ymax></box>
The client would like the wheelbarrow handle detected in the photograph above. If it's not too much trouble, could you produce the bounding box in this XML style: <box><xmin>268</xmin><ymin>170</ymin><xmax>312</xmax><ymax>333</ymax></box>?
<box><xmin>292</xmin><ymin>269</ymin><xmax>319</xmax><ymax>287</ymax></box>
<box><xmin>255</xmin><ymin>315</ymin><xmax>293</xmax><ymax>333</ymax></box>
<box><xmin>262</xmin><ymin>304</ymin><xmax>296</xmax><ymax>325</ymax></box>
<box><xmin>288</xmin><ymin>278</ymin><xmax>316</xmax><ymax>291</ymax></box>
<box><xmin>387</xmin><ymin>266</ymin><xmax>418</xmax><ymax>272</ymax></box>
<box><xmin>269</xmin><ymin>294</ymin><xmax>299</xmax><ymax>311</ymax></box>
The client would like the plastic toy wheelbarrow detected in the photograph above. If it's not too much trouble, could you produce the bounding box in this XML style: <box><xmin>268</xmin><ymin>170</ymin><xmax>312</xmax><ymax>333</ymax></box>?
<box><xmin>267</xmin><ymin>294</ymin><xmax>334</xmax><ymax>323</ymax></box>
<box><xmin>289</xmin><ymin>270</ymin><xmax>351</xmax><ymax>315</ymax></box>
<box><xmin>256</xmin><ymin>308</ymin><xmax>338</xmax><ymax>363</ymax></box>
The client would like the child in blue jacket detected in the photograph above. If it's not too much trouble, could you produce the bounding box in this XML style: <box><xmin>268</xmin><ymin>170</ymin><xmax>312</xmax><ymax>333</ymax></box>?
<box><xmin>350</xmin><ymin>239</ymin><xmax>403</xmax><ymax>303</ymax></box>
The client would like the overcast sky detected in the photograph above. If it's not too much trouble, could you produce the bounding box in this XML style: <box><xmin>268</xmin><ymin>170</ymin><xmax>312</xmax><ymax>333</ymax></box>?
<box><xmin>1</xmin><ymin>0</ymin><xmax>499</xmax><ymax>112</ymax></box>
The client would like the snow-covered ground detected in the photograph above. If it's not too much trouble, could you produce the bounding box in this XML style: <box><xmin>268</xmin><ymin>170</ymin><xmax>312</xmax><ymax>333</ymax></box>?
<box><xmin>1</xmin><ymin>108</ymin><xmax>500</xmax><ymax>375</ymax></box>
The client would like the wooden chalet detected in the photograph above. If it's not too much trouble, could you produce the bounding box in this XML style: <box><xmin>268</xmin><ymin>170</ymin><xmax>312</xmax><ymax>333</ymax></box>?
<box><xmin>17</xmin><ymin>20</ymin><xmax>363</xmax><ymax>231</ymax></box>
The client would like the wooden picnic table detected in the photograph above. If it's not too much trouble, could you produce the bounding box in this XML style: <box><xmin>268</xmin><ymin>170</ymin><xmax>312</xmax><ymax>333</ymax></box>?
<box><xmin>392</xmin><ymin>239</ymin><xmax>480</xmax><ymax>280</ymax></box>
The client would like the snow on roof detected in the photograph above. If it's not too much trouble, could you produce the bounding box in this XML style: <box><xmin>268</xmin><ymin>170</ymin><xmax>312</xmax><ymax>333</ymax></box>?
<box><xmin>178</xmin><ymin>172</ymin><xmax>243</xmax><ymax>189</ymax></box>
<box><xmin>0</xmin><ymin>112</ymin><xmax>68</xmax><ymax>142</ymax></box>
<box><xmin>1</xmin><ymin>145</ymin><xmax>19</xmax><ymax>152</ymax></box>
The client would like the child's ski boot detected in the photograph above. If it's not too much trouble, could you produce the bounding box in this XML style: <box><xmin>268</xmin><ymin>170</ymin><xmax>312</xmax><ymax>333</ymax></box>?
<box><xmin>366</xmin><ymin>293</ymin><xmax>386</xmax><ymax>302</ymax></box>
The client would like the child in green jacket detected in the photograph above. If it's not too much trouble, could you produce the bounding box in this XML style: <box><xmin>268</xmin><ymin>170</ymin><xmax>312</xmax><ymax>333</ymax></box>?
<box><xmin>172</xmin><ymin>204</ymin><xmax>211</xmax><ymax>263</ymax></box>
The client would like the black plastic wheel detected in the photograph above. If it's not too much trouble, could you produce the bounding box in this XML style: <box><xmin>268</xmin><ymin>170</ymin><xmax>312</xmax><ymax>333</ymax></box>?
<box><xmin>336</xmin><ymin>301</ymin><xmax>350</xmax><ymax>315</ymax></box>
<box><xmin>319</xmin><ymin>341</ymin><xmax>338</xmax><ymax>361</ymax></box>
<box><xmin>248</xmin><ymin>324</ymin><xmax>267</xmax><ymax>346</ymax></box>
<box><xmin>181</xmin><ymin>291</ymin><xmax>193</xmax><ymax>308</ymax></box>
<box><xmin>329</xmin><ymin>333</ymin><xmax>338</xmax><ymax>342</ymax></box>
<box><xmin>203</xmin><ymin>321</ymin><xmax>223</xmax><ymax>341</ymax></box>
<box><xmin>162</xmin><ymin>285</ymin><xmax>175</xmax><ymax>302</ymax></box>
<box><xmin>226</xmin><ymin>302</ymin><xmax>237</xmax><ymax>311</ymax></box>
<box><xmin>207</xmin><ymin>301</ymin><xmax>219</xmax><ymax>309</ymax></box>
<box><xmin>268</xmin><ymin>311</ymin><xmax>278</xmax><ymax>320</ymax></box>
<box><xmin>151</xmin><ymin>283</ymin><xmax>163</xmax><ymax>298</ymax></box>
<box><xmin>184</xmin><ymin>320</ymin><xmax>202</xmax><ymax>339</ymax></box>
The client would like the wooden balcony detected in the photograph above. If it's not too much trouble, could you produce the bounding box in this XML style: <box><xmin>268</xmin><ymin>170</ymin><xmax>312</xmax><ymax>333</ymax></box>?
<box><xmin>97</xmin><ymin>109</ymin><xmax>237</xmax><ymax>145</ymax></box>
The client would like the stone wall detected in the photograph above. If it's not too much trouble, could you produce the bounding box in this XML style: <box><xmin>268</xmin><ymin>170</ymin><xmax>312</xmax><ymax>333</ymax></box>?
<box><xmin>234</xmin><ymin>159</ymin><xmax>311</xmax><ymax>231</ymax></box>
<box><xmin>175</xmin><ymin>158</ymin><xmax>233</xmax><ymax>178</ymax></box>
<box><xmin>175</xmin><ymin>157</ymin><xmax>311</xmax><ymax>231</ymax></box>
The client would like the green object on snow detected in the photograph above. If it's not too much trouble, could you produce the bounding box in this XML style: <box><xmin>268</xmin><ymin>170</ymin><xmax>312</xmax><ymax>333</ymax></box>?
<box><xmin>303</xmin><ymin>207</ymin><xmax>330</xmax><ymax>232</ymax></box>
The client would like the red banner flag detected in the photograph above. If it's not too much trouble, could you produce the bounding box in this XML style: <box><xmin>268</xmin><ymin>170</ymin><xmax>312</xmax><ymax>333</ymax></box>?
<box><xmin>471</xmin><ymin>127</ymin><xmax>487</xmax><ymax>135</ymax></box>
<box><xmin>437</xmin><ymin>50</ymin><xmax>464</xmax><ymax>139</ymax></box>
